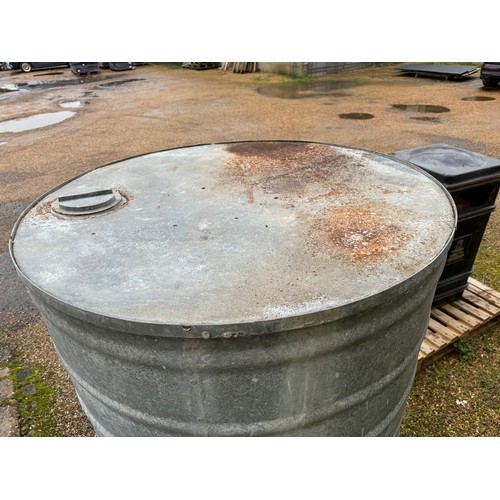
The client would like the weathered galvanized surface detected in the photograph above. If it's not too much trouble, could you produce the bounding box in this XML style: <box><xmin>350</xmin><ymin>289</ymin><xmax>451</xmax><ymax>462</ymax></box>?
<box><xmin>10</xmin><ymin>141</ymin><xmax>457</xmax><ymax>436</ymax></box>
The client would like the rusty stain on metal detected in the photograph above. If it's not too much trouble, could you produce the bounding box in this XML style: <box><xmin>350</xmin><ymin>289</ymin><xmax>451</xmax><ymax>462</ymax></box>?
<box><xmin>225</xmin><ymin>141</ymin><xmax>414</xmax><ymax>264</ymax></box>
<box><xmin>225</xmin><ymin>142</ymin><xmax>358</xmax><ymax>203</ymax></box>
<box><xmin>24</xmin><ymin>200</ymin><xmax>58</xmax><ymax>225</ymax></box>
<box><xmin>311</xmin><ymin>203</ymin><xmax>410</xmax><ymax>263</ymax></box>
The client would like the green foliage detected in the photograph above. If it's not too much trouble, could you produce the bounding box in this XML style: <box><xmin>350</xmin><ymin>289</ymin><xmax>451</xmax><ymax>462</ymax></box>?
<box><xmin>479</xmin><ymin>366</ymin><xmax>499</xmax><ymax>388</ymax></box>
<box><xmin>433</xmin><ymin>366</ymin><xmax>449</xmax><ymax>379</ymax></box>
<box><xmin>280</xmin><ymin>74</ymin><xmax>314</xmax><ymax>84</ymax></box>
<box><xmin>454</xmin><ymin>339</ymin><xmax>475</xmax><ymax>363</ymax></box>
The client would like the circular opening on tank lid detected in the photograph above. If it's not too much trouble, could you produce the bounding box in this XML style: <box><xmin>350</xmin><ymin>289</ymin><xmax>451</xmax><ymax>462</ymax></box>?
<box><xmin>52</xmin><ymin>188</ymin><xmax>122</xmax><ymax>215</ymax></box>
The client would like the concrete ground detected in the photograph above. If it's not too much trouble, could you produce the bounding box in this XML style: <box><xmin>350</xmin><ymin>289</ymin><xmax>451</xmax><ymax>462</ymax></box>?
<box><xmin>1</xmin><ymin>62</ymin><xmax>499</xmax><ymax>436</ymax></box>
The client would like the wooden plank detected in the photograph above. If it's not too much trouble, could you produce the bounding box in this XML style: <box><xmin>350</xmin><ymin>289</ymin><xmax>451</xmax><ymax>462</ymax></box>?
<box><xmin>468</xmin><ymin>284</ymin><xmax>500</xmax><ymax>308</ymax></box>
<box><xmin>420</xmin><ymin>338</ymin><xmax>436</xmax><ymax>356</ymax></box>
<box><xmin>425</xmin><ymin>330</ymin><xmax>448</xmax><ymax>348</ymax></box>
<box><xmin>462</xmin><ymin>289</ymin><xmax>500</xmax><ymax>315</ymax></box>
<box><xmin>418</xmin><ymin>279</ymin><xmax>500</xmax><ymax>371</ymax></box>
<box><xmin>431</xmin><ymin>309</ymin><xmax>469</xmax><ymax>334</ymax></box>
<box><xmin>468</xmin><ymin>280</ymin><xmax>500</xmax><ymax>300</ymax></box>
<box><xmin>468</xmin><ymin>278</ymin><xmax>500</xmax><ymax>304</ymax></box>
<box><xmin>428</xmin><ymin>318</ymin><xmax>460</xmax><ymax>341</ymax></box>
<box><xmin>450</xmin><ymin>298</ymin><xmax>491</xmax><ymax>321</ymax></box>
<box><xmin>427</xmin><ymin>331</ymin><xmax>456</xmax><ymax>347</ymax></box>
<box><xmin>440</xmin><ymin>303</ymin><xmax>483</xmax><ymax>328</ymax></box>
<box><xmin>468</xmin><ymin>277</ymin><xmax>500</xmax><ymax>297</ymax></box>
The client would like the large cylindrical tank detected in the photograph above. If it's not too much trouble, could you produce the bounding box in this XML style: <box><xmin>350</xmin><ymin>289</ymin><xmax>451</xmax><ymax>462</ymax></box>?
<box><xmin>9</xmin><ymin>141</ymin><xmax>456</xmax><ymax>436</ymax></box>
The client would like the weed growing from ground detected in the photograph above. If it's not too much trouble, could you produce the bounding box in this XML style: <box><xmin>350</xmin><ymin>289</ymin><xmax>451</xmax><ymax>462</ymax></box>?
<box><xmin>454</xmin><ymin>339</ymin><xmax>476</xmax><ymax>363</ymax></box>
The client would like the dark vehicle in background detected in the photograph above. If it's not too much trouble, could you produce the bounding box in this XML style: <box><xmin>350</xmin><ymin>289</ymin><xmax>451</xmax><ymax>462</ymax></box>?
<box><xmin>9</xmin><ymin>62</ymin><xmax>69</xmax><ymax>73</ymax></box>
<box><xmin>480</xmin><ymin>62</ymin><xmax>500</xmax><ymax>88</ymax></box>
<box><xmin>69</xmin><ymin>62</ymin><xmax>100</xmax><ymax>75</ymax></box>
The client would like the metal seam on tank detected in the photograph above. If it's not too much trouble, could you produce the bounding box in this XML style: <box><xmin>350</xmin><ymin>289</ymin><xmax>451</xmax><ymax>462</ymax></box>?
<box><xmin>39</xmin><ymin>288</ymin><xmax>431</xmax><ymax>373</ymax></box>
<box><xmin>61</xmin><ymin>341</ymin><xmax>421</xmax><ymax>436</ymax></box>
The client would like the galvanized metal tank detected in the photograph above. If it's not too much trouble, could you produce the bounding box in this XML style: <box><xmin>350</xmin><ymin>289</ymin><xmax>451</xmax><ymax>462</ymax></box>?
<box><xmin>9</xmin><ymin>141</ymin><xmax>456</xmax><ymax>436</ymax></box>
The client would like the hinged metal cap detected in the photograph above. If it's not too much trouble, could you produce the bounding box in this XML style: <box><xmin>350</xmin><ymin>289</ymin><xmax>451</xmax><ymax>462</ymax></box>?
<box><xmin>52</xmin><ymin>188</ymin><xmax>122</xmax><ymax>215</ymax></box>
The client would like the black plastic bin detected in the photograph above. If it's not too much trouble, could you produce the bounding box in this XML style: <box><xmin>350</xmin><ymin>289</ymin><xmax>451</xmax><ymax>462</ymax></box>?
<box><xmin>109</xmin><ymin>62</ymin><xmax>136</xmax><ymax>71</ymax></box>
<box><xmin>393</xmin><ymin>143</ymin><xmax>500</xmax><ymax>305</ymax></box>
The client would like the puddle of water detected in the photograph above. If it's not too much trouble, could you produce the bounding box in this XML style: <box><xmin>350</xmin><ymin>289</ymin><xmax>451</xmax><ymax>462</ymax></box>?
<box><xmin>0</xmin><ymin>111</ymin><xmax>76</xmax><ymax>133</ymax></box>
<box><xmin>99</xmin><ymin>78</ymin><xmax>145</xmax><ymax>87</ymax></box>
<box><xmin>11</xmin><ymin>74</ymin><xmax>125</xmax><ymax>92</ymax></box>
<box><xmin>59</xmin><ymin>100</ymin><xmax>82</xmax><ymax>108</ymax></box>
<box><xmin>338</xmin><ymin>112</ymin><xmax>374</xmax><ymax>120</ymax></box>
<box><xmin>0</xmin><ymin>141</ymin><xmax>7</xmax><ymax>146</ymax></box>
<box><xmin>257</xmin><ymin>80</ymin><xmax>365</xmax><ymax>99</ymax></box>
<box><xmin>37</xmin><ymin>71</ymin><xmax>65</xmax><ymax>76</ymax></box>
<box><xmin>0</xmin><ymin>83</ymin><xmax>19</xmax><ymax>93</ymax></box>
<box><xmin>461</xmin><ymin>96</ymin><xmax>496</xmax><ymax>102</ymax></box>
<box><xmin>410</xmin><ymin>116</ymin><xmax>441</xmax><ymax>122</ymax></box>
<box><xmin>391</xmin><ymin>104</ymin><xmax>450</xmax><ymax>113</ymax></box>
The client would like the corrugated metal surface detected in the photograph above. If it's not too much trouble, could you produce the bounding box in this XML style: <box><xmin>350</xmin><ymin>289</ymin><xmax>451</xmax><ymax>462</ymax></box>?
<box><xmin>306</xmin><ymin>62</ymin><xmax>377</xmax><ymax>76</ymax></box>
<box><xmin>257</xmin><ymin>62</ymin><xmax>377</xmax><ymax>77</ymax></box>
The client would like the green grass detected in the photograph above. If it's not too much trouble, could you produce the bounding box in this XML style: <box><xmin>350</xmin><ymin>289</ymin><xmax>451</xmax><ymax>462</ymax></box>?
<box><xmin>401</xmin><ymin>324</ymin><xmax>500</xmax><ymax>437</ymax></box>
<box><xmin>473</xmin><ymin>245</ymin><xmax>500</xmax><ymax>290</ymax></box>
<box><xmin>454</xmin><ymin>339</ymin><xmax>476</xmax><ymax>363</ymax></box>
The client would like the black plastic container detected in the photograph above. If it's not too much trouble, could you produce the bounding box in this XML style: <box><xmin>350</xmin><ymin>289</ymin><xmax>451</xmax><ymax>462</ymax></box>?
<box><xmin>109</xmin><ymin>62</ymin><xmax>136</xmax><ymax>71</ymax></box>
<box><xmin>393</xmin><ymin>144</ymin><xmax>500</xmax><ymax>305</ymax></box>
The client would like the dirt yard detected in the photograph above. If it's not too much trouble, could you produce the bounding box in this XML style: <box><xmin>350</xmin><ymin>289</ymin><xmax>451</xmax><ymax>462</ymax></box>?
<box><xmin>1</xmin><ymin>63</ymin><xmax>498</xmax><ymax>436</ymax></box>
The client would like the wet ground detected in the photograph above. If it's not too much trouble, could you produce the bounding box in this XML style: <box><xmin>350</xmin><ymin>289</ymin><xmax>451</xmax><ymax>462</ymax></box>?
<box><xmin>1</xmin><ymin>62</ymin><xmax>499</xmax><ymax>436</ymax></box>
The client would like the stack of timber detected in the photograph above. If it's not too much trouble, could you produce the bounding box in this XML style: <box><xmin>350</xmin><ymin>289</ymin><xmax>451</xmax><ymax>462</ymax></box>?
<box><xmin>181</xmin><ymin>62</ymin><xmax>220</xmax><ymax>70</ymax></box>
<box><xmin>418</xmin><ymin>278</ymin><xmax>500</xmax><ymax>370</ymax></box>
<box><xmin>221</xmin><ymin>62</ymin><xmax>257</xmax><ymax>73</ymax></box>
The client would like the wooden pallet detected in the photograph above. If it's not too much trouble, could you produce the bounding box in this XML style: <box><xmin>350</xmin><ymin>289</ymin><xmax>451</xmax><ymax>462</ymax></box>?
<box><xmin>418</xmin><ymin>278</ymin><xmax>500</xmax><ymax>370</ymax></box>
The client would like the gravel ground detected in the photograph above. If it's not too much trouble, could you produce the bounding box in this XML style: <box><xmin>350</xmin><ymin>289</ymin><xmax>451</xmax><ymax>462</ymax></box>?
<box><xmin>0</xmin><ymin>63</ymin><xmax>498</xmax><ymax>436</ymax></box>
